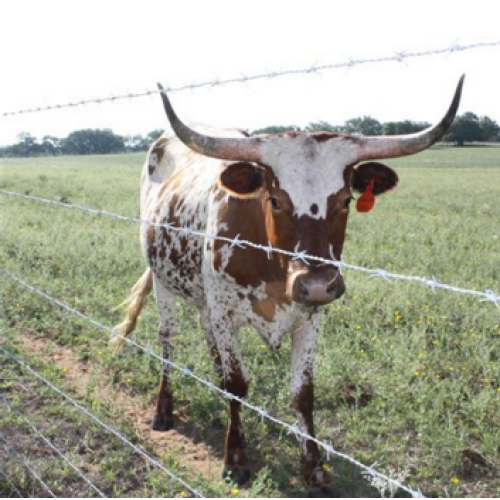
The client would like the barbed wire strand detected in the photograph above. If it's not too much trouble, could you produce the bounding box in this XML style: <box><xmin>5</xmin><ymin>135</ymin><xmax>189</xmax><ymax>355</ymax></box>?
<box><xmin>0</xmin><ymin>269</ymin><xmax>425</xmax><ymax>498</ymax></box>
<box><xmin>0</xmin><ymin>468</ymin><xmax>24</xmax><ymax>498</ymax></box>
<box><xmin>0</xmin><ymin>397</ymin><xmax>107</xmax><ymax>498</ymax></box>
<box><xmin>2</xmin><ymin>40</ymin><xmax>500</xmax><ymax>117</ymax></box>
<box><xmin>0</xmin><ymin>345</ymin><xmax>204</xmax><ymax>498</ymax></box>
<box><xmin>1</xmin><ymin>189</ymin><xmax>498</xmax><ymax>308</ymax></box>
<box><xmin>0</xmin><ymin>436</ymin><xmax>57</xmax><ymax>498</ymax></box>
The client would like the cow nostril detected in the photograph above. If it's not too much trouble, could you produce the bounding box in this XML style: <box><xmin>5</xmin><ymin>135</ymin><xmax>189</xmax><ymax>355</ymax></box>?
<box><xmin>326</xmin><ymin>272</ymin><xmax>340</xmax><ymax>295</ymax></box>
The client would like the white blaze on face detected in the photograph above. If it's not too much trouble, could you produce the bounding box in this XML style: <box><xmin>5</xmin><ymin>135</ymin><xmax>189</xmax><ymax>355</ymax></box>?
<box><xmin>261</xmin><ymin>135</ymin><xmax>358</xmax><ymax>219</ymax></box>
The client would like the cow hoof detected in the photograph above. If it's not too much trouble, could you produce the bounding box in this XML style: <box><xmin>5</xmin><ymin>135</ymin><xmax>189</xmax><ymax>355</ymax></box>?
<box><xmin>222</xmin><ymin>465</ymin><xmax>250</xmax><ymax>486</ymax></box>
<box><xmin>306</xmin><ymin>484</ymin><xmax>340</xmax><ymax>498</ymax></box>
<box><xmin>152</xmin><ymin>414</ymin><xmax>174</xmax><ymax>432</ymax></box>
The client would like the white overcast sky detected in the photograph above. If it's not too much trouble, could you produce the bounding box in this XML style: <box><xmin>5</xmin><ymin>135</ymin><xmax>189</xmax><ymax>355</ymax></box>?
<box><xmin>0</xmin><ymin>0</ymin><xmax>499</xmax><ymax>145</ymax></box>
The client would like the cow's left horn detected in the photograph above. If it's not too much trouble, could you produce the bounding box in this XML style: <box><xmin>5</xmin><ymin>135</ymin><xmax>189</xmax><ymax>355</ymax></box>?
<box><xmin>157</xmin><ymin>84</ymin><xmax>263</xmax><ymax>162</ymax></box>
<box><xmin>356</xmin><ymin>75</ymin><xmax>465</xmax><ymax>160</ymax></box>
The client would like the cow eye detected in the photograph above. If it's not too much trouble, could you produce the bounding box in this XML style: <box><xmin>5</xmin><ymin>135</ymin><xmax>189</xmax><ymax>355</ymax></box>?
<box><xmin>344</xmin><ymin>196</ymin><xmax>354</xmax><ymax>209</ymax></box>
<box><xmin>270</xmin><ymin>197</ymin><xmax>281</xmax><ymax>211</ymax></box>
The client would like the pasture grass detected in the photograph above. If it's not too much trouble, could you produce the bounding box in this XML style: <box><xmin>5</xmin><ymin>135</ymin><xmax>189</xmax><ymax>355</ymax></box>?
<box><xmin>1</xmin><ymin>144</ymin><xmax>500</xmax><ymax>497</ymax></box>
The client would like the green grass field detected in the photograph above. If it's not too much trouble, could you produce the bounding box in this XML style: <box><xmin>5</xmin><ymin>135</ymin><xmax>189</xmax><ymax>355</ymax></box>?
<box><xmin>1</xmin><ymin>145</ymin><xmax>500</xmax><ymax>498</ymax></box>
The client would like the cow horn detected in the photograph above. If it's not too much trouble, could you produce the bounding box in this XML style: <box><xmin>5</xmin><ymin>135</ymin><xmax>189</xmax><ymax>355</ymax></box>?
<box><xmin>157</xmin><ymin>84</ymin><xmax>263</xmax><ymax>162</ymax></box>
<box><xmin>356</xmin><ymin>75</ymin><xmax>465</xmax><ymax>160</ymax></box>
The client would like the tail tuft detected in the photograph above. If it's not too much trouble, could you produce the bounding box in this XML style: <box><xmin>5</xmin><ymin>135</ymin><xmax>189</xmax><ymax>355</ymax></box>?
<box><xmin>111</xmin><ymin>268</ymin><xmax>153</xmax><ymax>354</ymax></box>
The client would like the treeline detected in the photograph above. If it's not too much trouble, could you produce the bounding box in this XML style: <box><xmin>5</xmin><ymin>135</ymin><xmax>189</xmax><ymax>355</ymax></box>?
<box><xmin>1</xmin><ymin>112</ymin><xmax>498</xmax><ymax>158</ymax></box>
<box><xmin>253</xmin><ymin>112</ymin><xmax>500</xmax><ymax>147</ymax></box>
<box><xmin>0</xmin><ymin>129</ymin><xmax>164</xmax><ymax>158</ymax></box>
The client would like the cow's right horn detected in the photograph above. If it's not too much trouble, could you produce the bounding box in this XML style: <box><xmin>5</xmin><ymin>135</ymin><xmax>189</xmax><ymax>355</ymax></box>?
<box><xmin>355</xmin><ymin>75</ymin><xmax>465</xmax><ymax>160</ymax></box>
<box><xmin>157</xmin><ymin>84</ymin><xmax>263</xmax><ymax>162</ymax></box>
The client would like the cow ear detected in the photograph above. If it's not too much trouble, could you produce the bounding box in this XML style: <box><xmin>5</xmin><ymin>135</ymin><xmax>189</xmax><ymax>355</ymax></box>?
<box><xmin>352</xmin><ymin>162</ymin><xmax>398</xmax><ymax>195</ymax></box>
<box><xmin>219</xmin><ymin>162</ymin><xmax>264</xmax><ymax>198</ymax></box>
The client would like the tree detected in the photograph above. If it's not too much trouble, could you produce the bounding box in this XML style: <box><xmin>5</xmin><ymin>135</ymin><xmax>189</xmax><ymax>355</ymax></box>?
<box><xmin>143</xmin><ymin>129</ymin><xmax>164</xmax><ymax>147</ymax></box>
<box><xmin>13</xmin><ymin>132</ymin><xmax>40</xmax><ymax>156</ymax></box>
<box><xmin>343</xmin><ymin>116</ymin><xmax>383</xmax><ymax>136</ymax></box>
<box><xmin>125</xmin><ymin>130</ymin><xmax>166</xmax><ymax>151</ymax></box>
<box><xmin>479</xmin><ymin>116</ymin><xmax>500</xmax><ymax>142</ymax></box>
<box><xmin>61</xmin><ymin>129</ymin><xmax>125</xmax><ymax>155</ymax></box>
<box><xmin>40</xmin><ymin>136</ymin><xmax>61</xmax><ymax>155</ymax></box>
<box><xmin>383</xmin><ymin>120</ymin><xmax>431</xmax><ymax>135</ymax></box>
<box><xmin>443</xmin><ymin>112</ymin><xmax>485</xmax><ymax>146</ymax></box>
<box><xmin>304</xmin><ymin>121</ymin><xmax>341</xmax><ymax>133</ymax></box>
<box><xmin>124</xmin><ymin>134</ymin><xmax>146</xmax><ymax>152</ymax></box>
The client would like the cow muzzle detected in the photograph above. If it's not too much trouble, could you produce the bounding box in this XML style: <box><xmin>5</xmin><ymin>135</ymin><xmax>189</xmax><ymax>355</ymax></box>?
<box><xmin>288</xmin><ymin>264</ymin><xmax>345</xmax><ymax>307</ymax></box>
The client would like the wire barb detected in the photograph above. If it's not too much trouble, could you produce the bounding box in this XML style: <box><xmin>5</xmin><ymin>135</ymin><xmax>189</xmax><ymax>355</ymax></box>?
<box><xmin>229</xmin><ymin>234</ymin><xmax>246</xmax><ymax>249</ymax></box>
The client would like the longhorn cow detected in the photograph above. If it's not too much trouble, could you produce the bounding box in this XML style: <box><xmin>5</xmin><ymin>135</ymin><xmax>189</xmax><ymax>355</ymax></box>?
<box><xmin>114</xmin><ymin>76</ymin><xmax>464</xmax><ymax>495</ymax></box>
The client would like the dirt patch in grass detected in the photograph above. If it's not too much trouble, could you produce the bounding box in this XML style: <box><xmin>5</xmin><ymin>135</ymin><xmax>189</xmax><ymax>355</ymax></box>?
<box><xmin>20</xmin><ymin>332</ymin><xmax>225</xmax><ymax>484</ymax></box>
<box><xmin>0</xmin><ymin>364</ymin><xmax>149</xmax><ymax>497</ymax></box>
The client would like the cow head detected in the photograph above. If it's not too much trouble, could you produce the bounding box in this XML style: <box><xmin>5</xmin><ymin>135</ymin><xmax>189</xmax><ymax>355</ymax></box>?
<box><xmin>157</xmin><ymin>76</ymin><xmax>464</xmax><ymax>307</ymax></box>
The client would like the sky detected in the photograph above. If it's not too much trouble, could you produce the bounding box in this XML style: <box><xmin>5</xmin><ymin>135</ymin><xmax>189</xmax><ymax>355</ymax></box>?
<box><xmin>0</xmin><ymin>0</ymin><xmax>499</xmax><ymax>146</ymax></box>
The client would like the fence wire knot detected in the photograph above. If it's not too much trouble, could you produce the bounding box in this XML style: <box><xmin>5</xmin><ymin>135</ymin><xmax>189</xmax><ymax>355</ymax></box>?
<box><xmin>372</xmin><ymin>269</ymin><xmax>391</xmax><ymax>280</ymax></box>
<box><xmin>229</xmin><ymin>234</ymin><xmax>246</xmax><ymax>249</ymax></box>
<box><xmin>394</xmin><ymin>51</ymin><xmax>407</xmax><ymax>63</ymax></box>
<box><xmin>292</xmin><ymin>250</ymin><xmax>309</xmax><ymax>264</ymax></box>
<box><xmin>265</xmin><ymin>241</ymin><xmax>274</xmax><ymax>260</ymax></box>
<box><xmin>287</xmin><ymin>423</ymin><xmax>302</xmax><ymax>440</ymax></box>
<box><xmin>482</xmin><ymin>290</ymin><xmax>500</xmax><ymax>309</ymax></box>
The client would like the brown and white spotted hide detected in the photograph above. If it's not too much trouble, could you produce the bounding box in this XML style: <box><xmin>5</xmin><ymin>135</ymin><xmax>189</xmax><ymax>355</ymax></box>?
<box><xmin>141</xmin><ymin>125</ymin><xmax>397</xmax><ymax>492</ymax></box>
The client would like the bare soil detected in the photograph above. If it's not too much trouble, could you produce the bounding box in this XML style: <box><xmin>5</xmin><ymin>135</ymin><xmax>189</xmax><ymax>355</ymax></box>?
<box><xmin>20</xmin><ymin>333</ymin><xmax>225</xmax><ymax>483</ymax></box>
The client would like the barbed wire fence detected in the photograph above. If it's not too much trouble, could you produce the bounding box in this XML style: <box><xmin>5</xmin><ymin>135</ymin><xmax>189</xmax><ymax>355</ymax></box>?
<box><xmin>0</xmin><ymin>344</ymin><xmax>205</xmax><ymax>498</ymax></box>
<box><xmin>0</xmin><ymin>269</ymin><xmax>427</xmax><ymax>498</ymax></box>
<box><xmin>0</xmin><ymin>190</ymin><xmax>498</xmax><ymax>306</ymax></box>
<box><xmin>1</xmin><ymin>38</ymin><xmax>500</xmax><ymax>498</ymax></box>
<box><xmin>0</xmin><ymin>436</ymin><xmax>57</xmax><ymax>498</ymax></box>
<box><xmin>0</xmin><ymin>468</ymin><xmax>25</xmax><ymax>498</ymax></box>
<box><xmin>2</xmin><ymin>39</ymin><xmax>500</xmax><ymax>117</ymax></box>
<box><xmin>0</xmin><ymin>397</ymin><xmax>107</xmax><ymax>498</ymax></box>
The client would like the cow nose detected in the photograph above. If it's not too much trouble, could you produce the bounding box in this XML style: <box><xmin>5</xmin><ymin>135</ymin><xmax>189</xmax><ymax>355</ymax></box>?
<box><xmin>293</xmin><ymin>270</ymin><xmax>345</xmax><ymax>306</ymax></box>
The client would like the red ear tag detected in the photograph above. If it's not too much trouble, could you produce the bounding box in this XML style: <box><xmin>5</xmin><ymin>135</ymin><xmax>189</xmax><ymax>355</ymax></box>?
<box><xmin>356</xmin><ymin>179</ymin><xmax>375</xmax><ymax>213</ymax></box>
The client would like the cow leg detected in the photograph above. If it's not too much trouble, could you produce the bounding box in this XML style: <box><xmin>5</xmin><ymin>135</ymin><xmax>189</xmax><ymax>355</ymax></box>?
<box><xmin>221</xmin><ymin>353</ymin><xmax>250</xmax><ymax>485</ymax></box>
<box><xmin>200</xmin><ymin>308</ymin><xmax>223</xmax><ymax>381</ymax></box>
<box><xmin>151</xmin><ymin>277</ymin><xmax>177</xmax><ymax>432</ymax></box>
<box><xmin>210</xmin><ymin>317</ymin><xmax>250</xmax><ymax>486</ymax></box>
<box><xmin>291</xmin><ymin>320</ymin><xmax>334</xmax><ymax>497</ymax></box>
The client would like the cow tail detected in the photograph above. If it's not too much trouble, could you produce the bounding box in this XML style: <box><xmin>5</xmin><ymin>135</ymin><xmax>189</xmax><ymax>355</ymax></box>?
<box><xmin>110</xmin><ymin>268</ymin><xmax>153</xmax><ymax>354</ymax></box>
